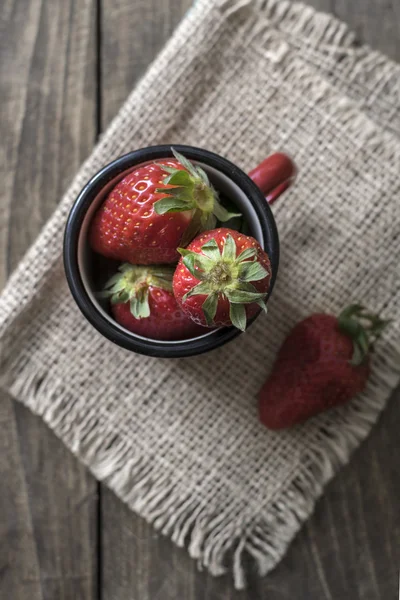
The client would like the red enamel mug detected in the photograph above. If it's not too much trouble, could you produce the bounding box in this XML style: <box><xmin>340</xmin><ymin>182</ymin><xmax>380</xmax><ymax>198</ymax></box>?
<box><xmin>64</xmin><ymin>145</ymin><xmax>296</xmax><ymax>357</ymax></box>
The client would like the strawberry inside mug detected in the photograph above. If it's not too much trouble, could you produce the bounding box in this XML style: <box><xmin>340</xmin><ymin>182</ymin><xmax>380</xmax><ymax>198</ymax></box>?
<box><xmin>83</xmin><ymin>154</ymin><xmax>268</xmax><ymax>342</ymax></box>
<box><xmin>64</xmin><ymin>144</ymin><xmax>285</xmax><ymax>357</ymax></box>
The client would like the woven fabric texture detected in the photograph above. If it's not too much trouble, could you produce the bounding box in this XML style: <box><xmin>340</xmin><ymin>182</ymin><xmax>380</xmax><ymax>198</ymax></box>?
<box><xmin>1</xmin><ymin>0</ymin><xmax>400</xmax><ymax>588</ymax></box>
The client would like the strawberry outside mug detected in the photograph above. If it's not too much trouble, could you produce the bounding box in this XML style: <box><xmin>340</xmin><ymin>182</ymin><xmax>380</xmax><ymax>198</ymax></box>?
<box><xmin>64</xmin><ymin>145</ymin><xmax>296</xmax><ymax>358</ymax></box>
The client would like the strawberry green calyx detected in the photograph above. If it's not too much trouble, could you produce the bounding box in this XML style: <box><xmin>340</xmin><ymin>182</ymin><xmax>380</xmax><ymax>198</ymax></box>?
<box><xmin>154</xmin><ymin>149</ymin><xmax>240</xmax><ymax>238</ymax></box>
<box><xmin>178</xmin><ymin>234</ymin><xmax>269</xmax><ymax>331</ymax></box>
<box><xmin>337</xmin><ymin>304</ymin><xmax>389</xmax><ymax>366</ymax></box>
<box><xmin>101</xmin><ymin>263</ymin><xmax>174</xmax><ymax>319</ymax></box>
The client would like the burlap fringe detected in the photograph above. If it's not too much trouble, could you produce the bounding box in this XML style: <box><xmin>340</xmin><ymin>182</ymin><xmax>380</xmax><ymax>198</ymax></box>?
<box><xmin>2</xmin><ymin>341</ymin><xmax>399</xmax><ymax>589</ymax></box>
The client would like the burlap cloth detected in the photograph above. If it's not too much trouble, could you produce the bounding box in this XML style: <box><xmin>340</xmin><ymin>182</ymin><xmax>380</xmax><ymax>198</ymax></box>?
<box><xmin>1</xmin><ymin>0</ymin><xmax>400</xmax><ymax>588</ymax></box>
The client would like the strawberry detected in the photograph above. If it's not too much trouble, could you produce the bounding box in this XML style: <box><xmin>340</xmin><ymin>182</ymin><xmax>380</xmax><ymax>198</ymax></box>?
<box><xmin>173</xmin><ymin>228</ymin><xmax>272</xmax><ymax>331</ymax></box>
<box><xmin>258</xmin><ymin>305</ymin><xmax>388</xmax><ymax>429</ymax></box>
<box><xmin>89</xmin><ymin>149</ymin><xmax>239</xmax><ymax>265</ymax></box>
<box><xmin>102</xmin><ymin>263</ymin><xmax>205</xmax><ymax>341</ymax></box>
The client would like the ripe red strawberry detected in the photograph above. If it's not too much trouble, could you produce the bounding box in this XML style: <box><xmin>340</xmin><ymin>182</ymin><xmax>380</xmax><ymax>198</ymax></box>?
<box><xmin>89</xmin><ymin>149</ymin><xmax>239</xmax><ymax>265</ymax></box>
<box><xmin>258</xmin><ymin>305</ymin><xmax>388</xmax><ymax>429</ymax></box>
<box><xmin>173</xmin><ymin>228</ymin><xmax>272</xmax><ymax>331</ymax></box>
<box><xmin>102</xmin><ymin>263</ymin><xmax>205</xmax><ymax>341</ymax></box>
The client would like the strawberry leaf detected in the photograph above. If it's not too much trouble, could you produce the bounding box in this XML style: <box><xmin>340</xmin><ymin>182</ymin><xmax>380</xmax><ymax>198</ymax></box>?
<box><xmin>339</xmin><ymin>304</ymin><xmax>365</xmax><ymax>321</ymax></box>
<box><xmin>229</xmin><ymin>303</ymin><xmax>247</xmax><ymax>331</ymax></box>
<box><xmin>236</xmin><ymin>282</ymin><xmax>258</xmax><ymax>293</ymax></box>
<box><xmin>155</xmin><ymin>186</ymin><xmax>184</xmax><ymax>196</ymax></box>
<box><xmin>154</xmin><ymin>197</ymin><xmax>193</xmax><ymax>214</ymax></box>
<box><xmin>119</xmin><ymin>263</ymin><xmax>134</xmax><ymax>273</ymax></box>
<box><xmin>149</xmin><ymin>267</ymin><xmax>175</xmax><ymax>279</ymax></box>
<box><xmin>182</xmin><ymin>254</ymin><xmax>211</xmax><ymax>279</ymax></box>
<box><xmin>238</xmin><ymin>261</ymin><xmax>268</xmax><ymax>282</ymax></box>
<box><xmin>183</xmin><ymin>254</ymin><xmax>200</xmax><ymax>278</ymax></box>
<box><xmin>201</xmin><ymin>238</ymin><xmax>221</xmax><ymax>260</ymax></box>
<box><xmin>104</xmin><ymin>272</ymin><xmax>123</xmax><ymax>288</ymax></box>
<box><xmin>225</xmin><ymin>288</ymin><xmax>266</xmax><ymax>304</ymax></box>
<box><xmin>108</xmin><ymin>279</ymin><xmax>128</xmax><ymax>294</ymax></box>
<box><xmin>111</xmin><ymin>290</ymin><xmax>130</xmax><ymax>304</ymax></box>
<box><xmin>237</xmin><ymin>248</ymin><xmax>257</xmax><ymax>262</ymax></box>
<box><xmin>338</xmin><ymin>303</ymin><xmax>389</xmax><ymax>365</ymax></box>
<box><xmin>155</xmin><ymin>187</ymin><xmax>194</xmax><ymax>203</ymax></box>
<box><xmin>149</xmin><ymin>275</ymin><xmax>173</xmax><ymax>292</ymax></box>
<box><xmin>202</xmin><ymin>293</ymin><xmax>218</xmax><ymax>326</ymax></box>
<box><xmin>163</xmin><ymin>170</ymin><xmax>192</xmax><ymax>186</ymax></box>
<box><xmin>195</xmin><ymin>165</ymin><xmax>210</xmax><ymax>185</ymax></box>
<box><xmin>350</xmin><ymin>342</ymin><xmax>365</xmax><ymax>366</ymax></box>
<box><xmin>356</xmin><ymin>329</ymin><xmax>369</xmax><ymax>355</ymax></box>
<box><xmin>222</xmin><ymin>234</ymin><xmax>237</xmax><ymax>261</ymax></box>
<box><xmin>337</xmin><ymin>314</ymin><xmax>362</xmax><ymax>338</ymax></box>
<box><xmin>130</xmin><ymin>290</ymin><xmax>150</xmax><ymax>319</ymax></box>
<box><xmin>256</xmin><ymin>298</ymin><xmax>268</xmax><ymax>313</ymax></box>
<box><xmin>183</xmin><ymin>281</ymin><xmax>212</xmax><ymax>301</ymax></box>
<box><xmin>159</xmin><ymin>164</ymin><xmax>178</xmax><ymax>174</ymax></box>
<box><xmin>194</xmin><ymin>254</ymin><xmax>213</xmax><ymax>272</ymax></box>
<box><xmin>171</xmin><ymin>148</ymin><xmax>199</xmax><ymax>178</ymax></box>
<box><xmin>213</xmin><ymin>198</ymin><xmax>241</xmax><ymax>222</ymax></box>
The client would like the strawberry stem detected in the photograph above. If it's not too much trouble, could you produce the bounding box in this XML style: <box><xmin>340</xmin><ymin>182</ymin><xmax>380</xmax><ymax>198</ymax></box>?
<box><xmin>337</xmin><ymin>304</ymin><xmax>389</xmax><ymax>365</ymax></box>
<box><xmin>101</xmin><ymin>264</ymin><xmax>174</xmax><ymax>320</ymax></box>
<box><xmin>153</xmin><ymin>149</ymin><xmax>241</xmax><ymax>234</ymax></box>
<box><xmin>179</xmin><ymin>234</ymin><xmax>269</xmax><ymax>330</ymax></box>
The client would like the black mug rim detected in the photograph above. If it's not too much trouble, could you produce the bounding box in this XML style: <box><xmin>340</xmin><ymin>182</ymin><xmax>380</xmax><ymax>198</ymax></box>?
<box><xmin>63</xmin><ymin>145</ymin><xmax>280</xmax><ymax>358</ymax></box>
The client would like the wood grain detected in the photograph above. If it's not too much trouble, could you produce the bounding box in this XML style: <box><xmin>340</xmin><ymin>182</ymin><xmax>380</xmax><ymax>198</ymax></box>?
<box><xmin>0</xmin><ymin>0</ymin><xmax>98</xmax><ymax>599</ymax></box>
<box><xmin>99</xmin><ymin>1</ymin><xmax>400</xmax><ymax>599</ymax></box>
<box><xmin>101</xmin><ymin>0</ymin><xmax>192</xmax><ymax>129</ymax></box>
<box><xmin>1</xmin><ymin>0</ymin><xmax>400</xmax><ymax>599</ymax></box>
<box><xmin>331</xmin><ymin>0</ymin><xmax>400</xmax><ymax>61</ymax></box>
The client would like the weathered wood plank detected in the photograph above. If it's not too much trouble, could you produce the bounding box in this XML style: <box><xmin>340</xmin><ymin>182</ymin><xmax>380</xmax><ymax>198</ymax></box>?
<box><xmin>3</xmin><ymin>0</ymin><xmax>97</xmax><ymax>273</ymax></box>
<box><xmin>289</xmin><ymin>0</ymin><xmax>400</xmax><ymax>63</ymax></box>
<box><xmin>100</xmin><ymin>1</ymin><xmax>400</xmax><ymax>599</ymax></box>
<box><xmin>0</xmin><ymin>395</ymin><xmax>44</xmax><ymax>600</ymax></box>
<box><xmin>0</xmin><ymin>0</ymin><xmax>98</xmax><ymax>599</ymax></box>
<box><xmin>331</xmin><ymin>0</ymin><xmax>400</xmax><ymax>61</ymax></box>
<box><xmin>101</xmin><ymin>0</ymin><xmax>192</xmax><ymax>129</ymax></box>
<box><xmin>12</xmin><ymin>405</ymin><xmax>99</xmax><ymax>600</ymax></box>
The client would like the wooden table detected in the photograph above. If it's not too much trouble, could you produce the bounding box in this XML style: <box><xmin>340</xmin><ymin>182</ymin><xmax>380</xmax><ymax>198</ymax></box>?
<box><xmin>1</xmin><ymin>1</ymin><xmax>399</xmax><ymax>598</ymax></box>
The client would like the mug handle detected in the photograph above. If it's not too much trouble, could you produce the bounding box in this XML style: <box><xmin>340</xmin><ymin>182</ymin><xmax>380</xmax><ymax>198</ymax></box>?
<box><xmin>248</xmin><ymin>153</ymin><xmax>297</xmax><ymax>205</ymax></box>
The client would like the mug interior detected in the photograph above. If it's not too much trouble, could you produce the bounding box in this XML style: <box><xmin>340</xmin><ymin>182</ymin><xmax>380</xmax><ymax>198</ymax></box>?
<box><xmin>77</xmin><ymin>161</ymin><xmax>265</xmax><ymax>345</ymax></box>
